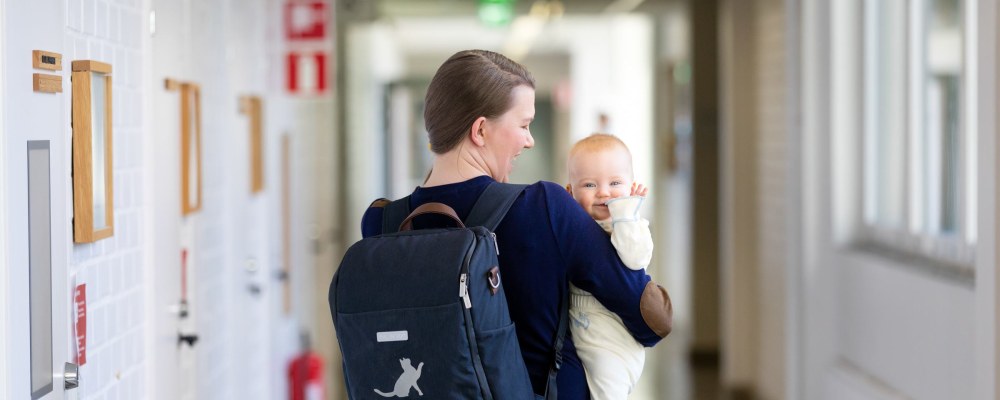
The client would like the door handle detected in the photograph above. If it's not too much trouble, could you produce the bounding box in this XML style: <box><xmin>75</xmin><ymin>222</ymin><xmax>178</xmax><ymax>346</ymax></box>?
<box><xmin>178</xmin><ymin>333</ymin><xmax>199</xmax><ymax>347</ymax></box>
<box><xmin>64</xmin><ymin>362</ymin><xmax>80</xmax><ymax>390</ymax></box>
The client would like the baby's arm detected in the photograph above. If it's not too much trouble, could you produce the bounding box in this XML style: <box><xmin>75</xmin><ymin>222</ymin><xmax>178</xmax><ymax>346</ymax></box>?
<box><xmin>606</xmin><ymin>186</ymin><xmax>654</xmax><ymax>271</ymax></box>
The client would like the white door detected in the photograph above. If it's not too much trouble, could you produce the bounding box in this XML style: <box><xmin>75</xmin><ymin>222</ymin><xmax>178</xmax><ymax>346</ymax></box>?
<box><xmin>3</xmin><ymin>0</ymin><xmax>74</xmax><ymax>399</ymax></box>
<box><xmin>232</xmin><ymin>112</ymin><xmax>273</xmax><ymax>400</ymax></box>
<box><xmin>146</xmin><ymin>1</ymin><xmax>192</xmax><ymax>399</ymax></box>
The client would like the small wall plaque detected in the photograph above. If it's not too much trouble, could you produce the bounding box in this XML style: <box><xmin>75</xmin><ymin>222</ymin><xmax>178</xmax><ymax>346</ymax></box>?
<box><xmin>32</xmin><ymin>50</ymin><xmax>62</xmax><ymax>71</ymax></box>
<box><xmin>33</xmin><ymin>73</ymin><xmax>62</xmax><ymax>93</ymax></box>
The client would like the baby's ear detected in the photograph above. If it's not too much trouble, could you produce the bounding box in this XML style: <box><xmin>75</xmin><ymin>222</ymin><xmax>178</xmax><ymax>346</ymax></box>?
<box><xmin>565</xmin><ymin>183</ymin><xmax>572</xmax><ymax>193</ymax></box>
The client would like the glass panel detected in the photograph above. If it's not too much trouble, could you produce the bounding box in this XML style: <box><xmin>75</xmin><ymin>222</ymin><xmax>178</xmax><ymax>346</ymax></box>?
<box><xmin>91</xmin><ymin>72</ymin><xmax>107</xmax><ymax>230</ymax></box>
<box><xmin>863</xmin><ymin>0</ymin><xmax>907</xmax><ymax>229</ymax></box>
<box><xmin>188</xmin><ymin>89</ymin><xmax>199</xmax><ymax>207</ymax></box>
<box><xmin>922</xmin><ymin>0</ymin><xmax>964</xmax><ymax>236</ymax></box>
<box><xmin>28</xmin><ymin>141</ymin><xmax>53</xmax><ymax>399</ymax></box>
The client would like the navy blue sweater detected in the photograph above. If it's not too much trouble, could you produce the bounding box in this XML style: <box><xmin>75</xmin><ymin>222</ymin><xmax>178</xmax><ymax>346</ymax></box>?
<box><xmin>361</xmin><ymin>176</ymin><xmax>662</xmax><ymax>399</ymax></box>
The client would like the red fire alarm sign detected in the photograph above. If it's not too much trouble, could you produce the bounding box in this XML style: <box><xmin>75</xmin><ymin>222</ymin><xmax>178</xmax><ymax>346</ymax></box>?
<box><xmin>287</xmin><ymin>52</ymin><xmax>328</xmax><ymax>95</ymax></box>
<box><xmin>285</xmin><ymin>1</ymin><xmax>329</xmax><ymax>40</ymax></box>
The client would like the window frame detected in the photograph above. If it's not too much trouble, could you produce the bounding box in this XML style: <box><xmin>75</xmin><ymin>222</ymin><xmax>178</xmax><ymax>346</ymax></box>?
<box><xmin>71</xmin><ymin>60</ymin><xmax>114</xmax><ymax>243</ymax></box>
<box><xmin>856</xmin><ymin>0</ymin><xmax>977</xmax><ymax>269</ymax></box>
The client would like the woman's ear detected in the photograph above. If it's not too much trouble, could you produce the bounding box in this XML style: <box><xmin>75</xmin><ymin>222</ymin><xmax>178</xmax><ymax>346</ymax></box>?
<box><xmin>469</xmin><ymin>116</ymin><xmax>488</xmax><ymax>147</ymax></box>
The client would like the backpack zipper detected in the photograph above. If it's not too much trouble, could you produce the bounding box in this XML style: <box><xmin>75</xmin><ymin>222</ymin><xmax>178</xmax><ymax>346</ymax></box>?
<box><xmin>490</xmin><ymin>232</ymin><xmax>499</xmax><ymax>255</ymax></box>
<box><xmin>459</xmin><ymin>273</ymin><xmax>472</xmax><ymax>308</ymax></box>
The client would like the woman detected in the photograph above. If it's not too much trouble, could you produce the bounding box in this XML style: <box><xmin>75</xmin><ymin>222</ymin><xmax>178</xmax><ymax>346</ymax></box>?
<box><xmin>359</xmin><ymin>49</ymin><xmax>672</xmax><ymax>399</ymax></box>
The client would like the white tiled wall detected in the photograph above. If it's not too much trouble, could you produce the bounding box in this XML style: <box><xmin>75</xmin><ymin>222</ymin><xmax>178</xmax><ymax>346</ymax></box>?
<box><xmin>188</xmin><ymin>1</ymin><xmax>238</xmax><ymax>397</ymax></box>
<box><xmin>64</xmin><ymin>0</ymin><xmax>147</xmax><ymax>398</ymax></box>
<box><xmin>43</xmin><ymin>0</ymin><xmax>317</xmax><ymax>399</ymax></box>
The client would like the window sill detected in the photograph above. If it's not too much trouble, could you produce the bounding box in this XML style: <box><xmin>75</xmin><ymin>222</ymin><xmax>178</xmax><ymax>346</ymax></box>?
<box><xmin>839</xmin><ymin>241</ymin><xmax>975</xmax><ymax>287</ymax></box>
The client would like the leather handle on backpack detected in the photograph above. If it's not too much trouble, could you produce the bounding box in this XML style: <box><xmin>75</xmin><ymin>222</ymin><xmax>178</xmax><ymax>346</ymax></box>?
<box><xmin>399</xmin><ymin>202</ymin><xmax>465</xmax><ymax>231</ymax></box>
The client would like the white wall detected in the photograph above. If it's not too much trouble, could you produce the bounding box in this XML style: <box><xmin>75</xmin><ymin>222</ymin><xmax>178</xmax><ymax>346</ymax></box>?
<box><xmin>722</xmin><ymin>0</ymin><xmax>996</xmax><ymax>399</ymax></box>
<box><xmin>1</xmin><ymin>0</ymin><xmax>327</xmax><ymax>398</ymax></box>
<box><xmin>142</xmin><ymin>1</ymin><xmax>324</xmax><ymax>399</ymax></box>
<box><xmin>975</xmin><ymin>1</ymin><xmax>999</xmax><ymax>399</ymax></box>
<box><xmin>0</xmin><ymin>0</ymin><xmax>8</xmax><ymax>393</ymax></box>
<box><xmin>720</xmin><ymin>0</ymin><xmax>761</xmax><ymax>391</ymax></box>
<box><xmin>3</xmin><ymin>0</ymin><xmax>73</xmax><ymax>398</ymax></box>
<box><xmin>719</xmin><ymin>0</ymin><xmax>790</xmax><ymax>397</ymax></box>
<box><xmin>794</xmin><ymin>0</ymin><xmax>995</xmax><ymax>399</ymax></box>
<box><xmin>567</xmin><ymin>15</ymin><xmax>655</xmax><ymax>194</ymax></box>
<box><xmin>64</xmin><ymin>0</ymin><xmax>147</xmax><ymax>397</ymax></box>
<box><xmin>754</xmin><ymin>1</ymin><xmax>790</xmax><ymax>397</ymax></box>
<box><xmin>0</xmin><ymin>0</ymin><xmax>146</xmax><ymax>397</ymax></box>
<box><xmin>344</xmin><ymin>22</ymin><xmax>404</xmax><ymax>244</ymax></box>
<box><xmin>145</xmin><ymin>1</ymin><xmax>186</xmax><ymax>398</ymax></box>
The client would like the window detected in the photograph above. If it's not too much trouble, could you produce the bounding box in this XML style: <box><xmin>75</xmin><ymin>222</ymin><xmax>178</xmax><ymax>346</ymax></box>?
<box><xmin>860</xmin><ymin>0</ymin><xmax>976</xmax><ymax>266</ymax></box>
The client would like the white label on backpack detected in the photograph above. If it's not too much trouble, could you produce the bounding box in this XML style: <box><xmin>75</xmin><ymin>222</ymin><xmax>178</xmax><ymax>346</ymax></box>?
<box><xmin>377</xmin><ymin>330</ymin><xmax>409</xmax><ymax>342</ymax></box>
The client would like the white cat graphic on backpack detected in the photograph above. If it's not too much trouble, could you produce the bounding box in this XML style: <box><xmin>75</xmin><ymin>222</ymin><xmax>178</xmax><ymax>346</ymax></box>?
<box><xmin>374</xmin><ymin>358</ymin><xmax>424</xmax><ymax>397</ymax></box>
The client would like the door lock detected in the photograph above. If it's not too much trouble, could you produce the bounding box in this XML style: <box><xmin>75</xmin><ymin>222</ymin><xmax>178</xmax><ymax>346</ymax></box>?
<box><xmin>64</xmin><ymin>362</ymin><xmax>80</xmax><ymax>390</ymax></box>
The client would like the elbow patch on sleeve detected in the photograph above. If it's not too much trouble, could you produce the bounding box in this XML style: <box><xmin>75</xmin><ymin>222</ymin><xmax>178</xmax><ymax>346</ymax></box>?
<box><xmin>640</xmin><ymin>281</ymin><xmax>673</xmax><ymax>337</ymax></box>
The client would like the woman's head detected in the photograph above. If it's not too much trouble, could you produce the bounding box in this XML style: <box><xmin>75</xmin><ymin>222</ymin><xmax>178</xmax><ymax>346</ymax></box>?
<box><xmin>424</xmin><ymin>50</ymin><xmax>536</xmax><ymax>155</ymax></box>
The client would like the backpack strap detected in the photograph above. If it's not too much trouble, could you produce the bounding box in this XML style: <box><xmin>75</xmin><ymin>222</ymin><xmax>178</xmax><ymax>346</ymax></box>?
<box><xmin>543</xmin><ymin>288</ymin><xmax>570</xmax><ymax>400</ymax></box>
<box><xmin>381</xmin><ymin>195</ymin><xmax>411</xmax><ymax>234</ymax></box>
<box><xmin>464</xmin><ymin>182</ymin><xmax>528</xmax><ymax>229</ymax></box>
<box><xmin>466</xmin><ymin>183</ymin><xmax>567</xmax><ymax>398</ymax></box>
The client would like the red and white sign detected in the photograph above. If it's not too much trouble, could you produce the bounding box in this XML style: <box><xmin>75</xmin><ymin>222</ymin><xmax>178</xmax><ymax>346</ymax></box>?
<box><xmin>285</xmin><ymin>1</ymin><xmax>328</xmax><ymax>40</ymax></box>
<box><xmin>74</xmin><ymin>284</ymin><xmax>87</xmax><ymax>366</ymax></box>
<box><xmin>287</xmin><ymin>52</ymin><xmax>328</xmax><ymax>95</ymax></box>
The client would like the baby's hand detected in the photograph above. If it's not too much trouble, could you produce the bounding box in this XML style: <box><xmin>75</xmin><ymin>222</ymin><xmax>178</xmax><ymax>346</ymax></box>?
<box><xmin>630</xmin><ymin>182</ymin><xmax>649</xmax><ymax>197</ymax></box>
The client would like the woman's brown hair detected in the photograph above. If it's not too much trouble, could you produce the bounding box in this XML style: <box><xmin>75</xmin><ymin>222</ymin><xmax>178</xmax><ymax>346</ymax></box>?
<box><xmin>424</xmin><ymin>50</ymin><xmax>535</xmax><ymax>154</ymax></box>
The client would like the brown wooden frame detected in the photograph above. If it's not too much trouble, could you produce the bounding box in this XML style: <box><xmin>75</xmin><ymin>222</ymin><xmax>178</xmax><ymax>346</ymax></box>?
<box><xmin>165</xmin><ymin>79</ymin><xmax>203</xmax><ymax>215</ymax></box>
<box><xmin>180</xmin><ymin>83</ymin><xmax>203</xmax><ymax>215</ymax></box>
<box><xmin>71</xmin><ymin>60</ymin><xmax>114</xmax><ymax>243</ymax></box>
<box><xmin>240</xmin><ymin>96</ymin><xmax>264</xmax><ymax>193</ymax></box>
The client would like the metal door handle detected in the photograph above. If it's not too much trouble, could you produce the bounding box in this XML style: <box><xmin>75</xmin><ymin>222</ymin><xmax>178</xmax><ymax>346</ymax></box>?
<box><xmin>64</xmin><ymin>362</ymin><xmax>80</xmax><ymax>390</ymax></box>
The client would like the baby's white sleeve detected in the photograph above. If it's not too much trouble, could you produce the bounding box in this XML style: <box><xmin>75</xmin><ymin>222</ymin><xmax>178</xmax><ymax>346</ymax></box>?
<box><xmin>606</xmin><ymin>196</ymin><xmax>654</xmax><ymax>271</ymax></box>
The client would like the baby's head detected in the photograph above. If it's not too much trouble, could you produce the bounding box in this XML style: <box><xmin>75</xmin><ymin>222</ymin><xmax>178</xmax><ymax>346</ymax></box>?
<box><xmin>566</xmin><ymin>134</ymin><xmax>634</xmax><ymax>220</ymax></box>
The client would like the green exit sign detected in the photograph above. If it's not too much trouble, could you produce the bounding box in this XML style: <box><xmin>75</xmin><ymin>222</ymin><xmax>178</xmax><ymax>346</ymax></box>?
<box><xmin>478</xmin><ymin>0</ymin><xmax>516</xmax><ymax>27</ymax></box>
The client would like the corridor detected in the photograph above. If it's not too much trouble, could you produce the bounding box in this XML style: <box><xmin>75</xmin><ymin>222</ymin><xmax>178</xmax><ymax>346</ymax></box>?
<box><xmin>2</xmin><ymin>0</ymin><xmax>998</xmax><ymax>399</ymax></box>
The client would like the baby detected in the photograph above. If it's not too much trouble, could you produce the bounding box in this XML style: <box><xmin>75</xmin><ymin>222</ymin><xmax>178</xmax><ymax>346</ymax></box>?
<box><xmin>566</xmin><ymin>133</ymin><xmax>653</xmax><ymax>399</ymax></box>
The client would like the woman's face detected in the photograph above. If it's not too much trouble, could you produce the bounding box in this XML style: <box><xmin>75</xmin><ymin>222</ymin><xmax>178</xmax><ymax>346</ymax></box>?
<box><xmin>482</xmin><ymin>85</ymin><xmax>536</xmax><ymax>182</ymax></box>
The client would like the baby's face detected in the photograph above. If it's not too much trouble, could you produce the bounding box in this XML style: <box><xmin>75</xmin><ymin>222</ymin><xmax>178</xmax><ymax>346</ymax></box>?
<box><xmin>568</xmin><ymin>147</ymin><xmax>633</xmax><ymax>220</ymax></box>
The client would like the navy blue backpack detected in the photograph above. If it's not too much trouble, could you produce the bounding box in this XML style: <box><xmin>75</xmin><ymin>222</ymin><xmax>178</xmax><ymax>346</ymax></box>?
<box><xmin>330</xmin><ymin>183</ymin><xmax>567</xmax><ymax>400</ymax></box>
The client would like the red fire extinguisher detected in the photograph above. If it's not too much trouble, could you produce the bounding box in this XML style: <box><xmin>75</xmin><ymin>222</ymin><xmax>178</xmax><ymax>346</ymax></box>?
<box><xmin>288</xmin><ymin>333</ymin><xmax>325</xmax><ymax>400</ymax></box>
